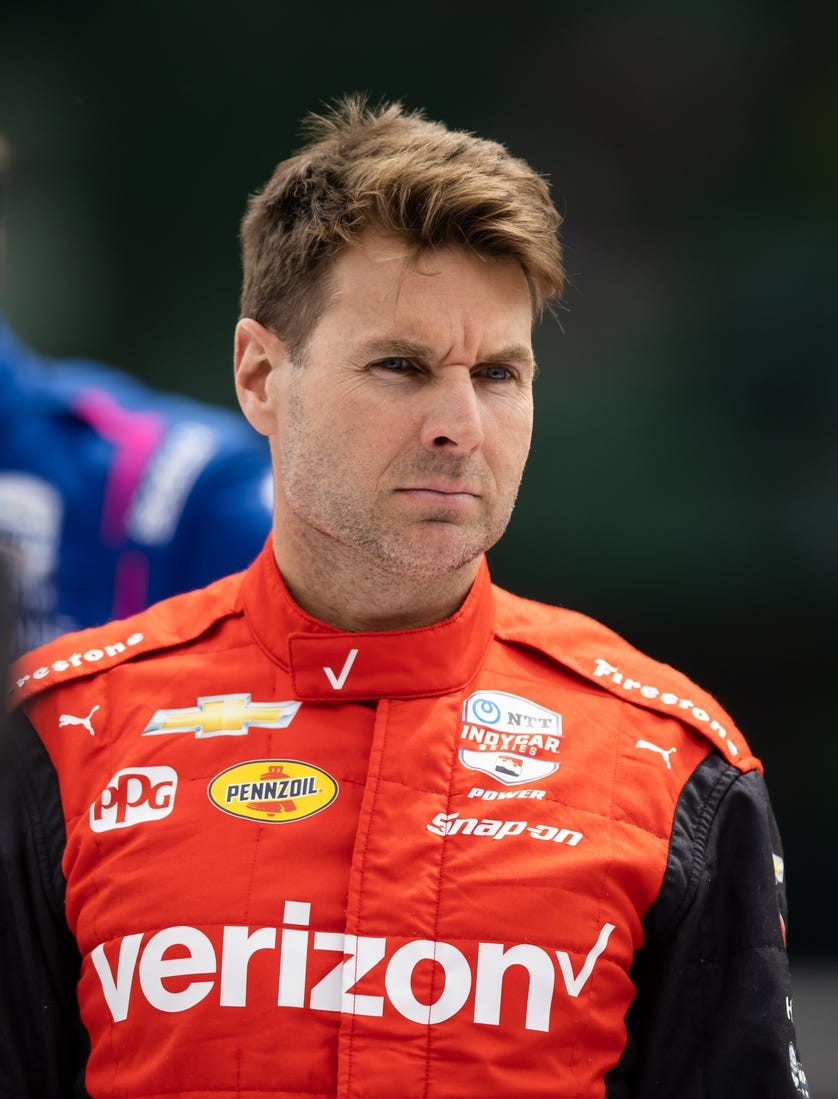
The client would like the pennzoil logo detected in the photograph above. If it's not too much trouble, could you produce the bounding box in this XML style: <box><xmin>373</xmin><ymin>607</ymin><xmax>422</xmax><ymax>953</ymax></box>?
<box><xmin>459</xmin><ymin>690</ymin><xmax>562</xmax><ymax>786</ymax></box>
<box><xmin>207</xmin><ymin>759</ymin><xmax>338</xmax><ymax>823</ymax></box>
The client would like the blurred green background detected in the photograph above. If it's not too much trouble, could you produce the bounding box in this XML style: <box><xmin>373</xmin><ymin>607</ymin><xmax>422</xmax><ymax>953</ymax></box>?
<box><xmin>1</xmin><ymin>0</ymin><xmax>835</xmax><ymax>986</ymax></box>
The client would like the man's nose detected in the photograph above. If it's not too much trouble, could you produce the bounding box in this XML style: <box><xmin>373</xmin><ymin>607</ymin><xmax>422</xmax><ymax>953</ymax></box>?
<box><xmin>419</xmin><ymin>372</ymin><xmax>485</xmax><ymax>453</ymax></box>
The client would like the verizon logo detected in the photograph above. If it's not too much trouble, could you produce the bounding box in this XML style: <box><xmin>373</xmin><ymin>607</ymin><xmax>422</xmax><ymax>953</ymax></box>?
<box><xmin>92</xmin><ymin>900</ymin><xmax>615</xmax><ymax>1032</ymax></box>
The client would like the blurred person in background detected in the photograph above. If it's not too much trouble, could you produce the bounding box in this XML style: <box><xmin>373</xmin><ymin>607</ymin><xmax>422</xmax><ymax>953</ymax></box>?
<box><xmin>1</xmin><ymin>99</ymin><xmax>810</xmax><ymax>1098</ymax></box>
<box><xmin>0</xmin><ymin>133</ymin><xmax>273</xmax><ymax>654</ymax></box>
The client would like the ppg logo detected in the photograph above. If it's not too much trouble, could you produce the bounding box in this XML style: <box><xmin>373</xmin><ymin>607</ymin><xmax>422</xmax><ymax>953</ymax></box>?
<box><xmin>90</xmin><ymin>767</ymin><xmax>178</xmax><ymax>833</ymax></box>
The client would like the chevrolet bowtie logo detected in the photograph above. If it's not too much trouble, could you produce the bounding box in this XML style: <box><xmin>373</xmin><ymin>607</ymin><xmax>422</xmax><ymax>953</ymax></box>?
<box><xmin>142</xmin><ymin>694</ymin><xmax>302</xmax><ymax>739</ymax></box>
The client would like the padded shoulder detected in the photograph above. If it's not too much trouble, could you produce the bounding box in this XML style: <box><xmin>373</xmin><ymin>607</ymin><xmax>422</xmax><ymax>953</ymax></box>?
<box><xmin>491</xmin><ymin>584</ymin><xmax>760</xmax><ymax>773</ymax></box>
<box><xmin>7</xmin><ymin>570</ymin><xmax>243</xmax><ymax>711</ymax></box>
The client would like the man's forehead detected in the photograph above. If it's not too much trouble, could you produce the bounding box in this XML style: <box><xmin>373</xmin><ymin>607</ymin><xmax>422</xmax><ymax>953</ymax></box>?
<box><xmin>320</xmin><ymin>232</ymin><xmax>534</xmax><ymax>339</ymax></box>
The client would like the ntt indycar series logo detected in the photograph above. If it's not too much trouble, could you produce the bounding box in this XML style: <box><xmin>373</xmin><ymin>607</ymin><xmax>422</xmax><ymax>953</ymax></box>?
<box><xmin>459</xmin><ymin>691</ymin><xmax>562</xmax><ymax>786</ymax></box>
<box><xmin>208</xmin><ymin>759</ymin><xmax>338</xmax><ymax>823</ymax></box>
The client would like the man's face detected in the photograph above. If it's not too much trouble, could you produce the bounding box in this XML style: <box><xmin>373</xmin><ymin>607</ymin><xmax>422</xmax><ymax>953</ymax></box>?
<box><xmin>252</xmin><ymin>232</ymin><xmax>535</xmax><ymax>581</ymax></box>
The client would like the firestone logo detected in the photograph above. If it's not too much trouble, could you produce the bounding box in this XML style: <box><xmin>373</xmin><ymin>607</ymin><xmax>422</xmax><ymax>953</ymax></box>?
<box><xmin>90</xmin><ymin>767</ymin><xmax>178</xmax><ymax>832</ymax></box>
<box><xmin>91</xmin><ymin>900</ymin><xmax>616</xmax><ymax>1032</ymax></box>
<box><xmin>12</xmin><ymin>631</ymin><xmax>145</xmax><ymax>695</ymax></box>
<box><xmin>592</xmin><ymin>658</ymin><xmax>741</xmax><ymax>757</ymax></box>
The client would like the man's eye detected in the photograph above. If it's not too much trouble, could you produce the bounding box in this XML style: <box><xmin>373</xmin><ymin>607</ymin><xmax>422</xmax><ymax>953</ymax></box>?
<box><xmin>481</xmin><ymin>364</ymin><xmax>514</xmax><ymax>381</ymax></box>
<box><xmin>371</xmin><ymin>356</ymin><xmax>413</xmax><ymax>372</ymax></box>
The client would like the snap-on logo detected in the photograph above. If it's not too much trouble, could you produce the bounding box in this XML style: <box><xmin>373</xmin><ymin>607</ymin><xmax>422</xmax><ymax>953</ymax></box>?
<box><xmin>459</xmin><ymin>691</ymin><xmax>562</xmax><ymax>786</ymax></box>
<box><xmin>427</xmin><ymin>812</ymin><xmax>583</xmax><ymax>846</ymax></box>
<box><xmin>207</xmin><ymin>760</ymin><xmax>338</xmax><ymax>823</ymax></box>
<box><xmin>90</xmin><ymin>767</ymin><xmax>178</xmax><ymax>832</ymax></box>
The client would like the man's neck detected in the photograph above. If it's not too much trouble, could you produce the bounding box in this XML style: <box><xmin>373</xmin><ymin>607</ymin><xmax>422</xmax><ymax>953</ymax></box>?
<box><xmin>271</xmin><ymin>529</ymin><xmax>481</xmax><ymax>632</ymax></box>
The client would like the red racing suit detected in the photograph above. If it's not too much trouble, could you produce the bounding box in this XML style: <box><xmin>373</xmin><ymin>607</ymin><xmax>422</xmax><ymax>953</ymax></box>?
<box><xmin>0</xmin><ymin>540</ymin><xmax>810</xmax><ymax>1098</ymax></box>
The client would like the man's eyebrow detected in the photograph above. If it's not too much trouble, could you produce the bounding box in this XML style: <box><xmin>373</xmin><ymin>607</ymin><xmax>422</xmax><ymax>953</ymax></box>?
<box><xmin>485</xmin><ymin>344</ymin><xmax>537</xmax><ymax>370</ymax></box>
<box><xmin>357</xmin><ymin>338</ymin><xmax>536</xmax><ymax>370</ymax></box>
<box><xmin>358</xmin><ymin>338</ymin><xmax>436</xmax><ymax>361</ymax></box>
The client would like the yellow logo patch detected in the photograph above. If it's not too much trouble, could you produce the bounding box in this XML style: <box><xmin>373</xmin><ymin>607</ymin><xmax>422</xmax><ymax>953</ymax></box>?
<box><xmin>143</xmin><ymin>695</ymin><xmax>301</xmax><ymax>739</ymax></box>
<box><xmin>207</xmin><ymin>759</ymin><xmax>337</xmax><ymax>823</ymax></box>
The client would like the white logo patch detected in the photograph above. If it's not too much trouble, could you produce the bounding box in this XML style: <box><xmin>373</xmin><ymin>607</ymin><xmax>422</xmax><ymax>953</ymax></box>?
<box><xmin>458</xmin><ymin>690</ymin><xmax>562</xmax><ymax>786</ymax></box>
<box><xmin>90</xmin><ymin>767</ymin><xmax>178</xmax><ymax>832</ymax></box>
<box><xmin>773</xmin><ymin>853</ymin><xmax>785</xmax><ymax>885</ymax></box>
<box><xmin>789</xmin><ymin>1042</ymin><xmax>810</xmax><ymax>1096</ymax></box>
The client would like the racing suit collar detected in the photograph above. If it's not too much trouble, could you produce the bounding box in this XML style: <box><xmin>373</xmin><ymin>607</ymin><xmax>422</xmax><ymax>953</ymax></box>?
<box><xmin>240</xmin><ymin>540</ymin><xmax>495</xmax><ymax>701</ymax></box>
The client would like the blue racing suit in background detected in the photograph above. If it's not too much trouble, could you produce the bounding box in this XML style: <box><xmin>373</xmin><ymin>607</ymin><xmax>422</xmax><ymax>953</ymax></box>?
<box><xmin>0</xmin><ymin>314</ymin><xmax>273</xmax><ymax>653</ymax></box>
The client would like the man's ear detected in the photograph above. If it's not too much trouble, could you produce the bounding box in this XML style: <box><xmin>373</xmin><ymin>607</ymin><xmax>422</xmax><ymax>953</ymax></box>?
<box><xmin>234</xmin><ymin>318</ymin><xmax>290</xmax><ymax>436</ymax></box>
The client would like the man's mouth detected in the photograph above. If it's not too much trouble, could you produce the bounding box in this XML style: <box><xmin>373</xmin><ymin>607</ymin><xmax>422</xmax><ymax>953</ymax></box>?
<box><xmin>397</xmin><ymin>484</ymin><xmax>480</xmax><ymax>504</ymax></box>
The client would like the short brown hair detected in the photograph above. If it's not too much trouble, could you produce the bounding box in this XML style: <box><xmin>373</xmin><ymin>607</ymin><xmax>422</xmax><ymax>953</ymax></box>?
<box><xmin>239</xmin><ymin>96</ymin><xmax>564</xmax><ymax>358</ymax></box>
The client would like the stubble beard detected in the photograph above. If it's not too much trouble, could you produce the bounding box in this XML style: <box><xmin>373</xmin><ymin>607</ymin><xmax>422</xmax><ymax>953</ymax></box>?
<box><xmin>280</xmin><ymin>438</ymin><xmax>521</xmax><ymax>585</ymax></box>
<box><xmin>347</xmin><ymin>507</ymin><xmax>513</xmax><ymax>580</ymax></box>
<box><xmin>287</xmin><ymin>470</ymin><xmax>520</xmax><ymax>582</ymax></box>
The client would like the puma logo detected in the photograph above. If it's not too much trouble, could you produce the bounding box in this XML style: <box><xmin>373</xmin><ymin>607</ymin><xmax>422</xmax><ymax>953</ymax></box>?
<box><xmin>59</xmin><ymin>705</ymin><xmax>100</xmax><ymax>736</ymax></box>
<box><xmin>635</xmin><ymin>739</ymin><xmax>677</xmax><ymax>769</ymax></box>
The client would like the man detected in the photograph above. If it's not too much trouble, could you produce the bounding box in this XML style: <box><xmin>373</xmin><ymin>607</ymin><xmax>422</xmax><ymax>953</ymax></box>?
<box><xmin>0</xmin><ymin>133</ymin><xmax>273</xmax><ymax>653</ymax></box>
<box><xmin>0</xmin><ymin>98</ymin><xmax>809</xmax><ymax>1097</ymax></box>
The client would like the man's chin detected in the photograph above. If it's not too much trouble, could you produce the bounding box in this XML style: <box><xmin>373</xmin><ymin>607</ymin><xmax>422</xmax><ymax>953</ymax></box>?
<box><xmin>373</xmin><ymin>525</ymin><xmax>499</xmax><ymax>580</ymax></box>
